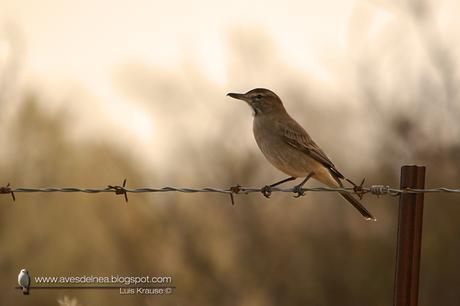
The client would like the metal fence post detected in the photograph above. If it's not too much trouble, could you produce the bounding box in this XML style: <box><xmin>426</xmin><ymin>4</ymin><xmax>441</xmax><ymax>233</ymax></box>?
<box><xmin>394</xmin><ymin>165</ymin><xmax>426</xmax><ymax>306</ymax></box>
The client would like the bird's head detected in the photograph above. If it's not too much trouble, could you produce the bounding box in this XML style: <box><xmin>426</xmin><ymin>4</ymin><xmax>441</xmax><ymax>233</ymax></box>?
<box><xmin>227</xmin><ymin>88</ymin><xmax>285</xmax><ymax>116</ymax></box>
<box><xmin>20</xmin><ymin>269</ymin><xmax>28</xmax><ymax>274</ymax></box>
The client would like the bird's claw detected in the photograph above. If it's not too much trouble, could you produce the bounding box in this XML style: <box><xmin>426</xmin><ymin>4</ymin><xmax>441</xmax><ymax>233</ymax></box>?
<box><xmin>261</xmin><ymin>185</ymin><xmax>272</xmax><ymax>198</ymax></box>
<box><xmin>293</xmin><ymin>185</ymin><xmax>305</xmax><ymax>198</ymax></box>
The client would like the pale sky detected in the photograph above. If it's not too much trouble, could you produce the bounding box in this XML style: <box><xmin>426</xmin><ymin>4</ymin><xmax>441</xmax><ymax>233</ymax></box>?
<box><xmin>2</xmin><ymin>0</ymin><xmax>458</xmax><ymax>171</ymax></box>
<box><xmin>1</xmin><ymin>0</ymin><xmax>359</xmax><ymax>83</ymax></box>
<box><xmin>0</xmin><ymin>1</ymin><xmax>348</xmax><ymax>141</ymax></box>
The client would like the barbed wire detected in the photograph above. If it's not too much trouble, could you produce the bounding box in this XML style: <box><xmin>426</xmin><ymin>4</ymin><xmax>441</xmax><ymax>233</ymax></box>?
<box><xmin>1</xmin><ymin>179</ymin><xmax>460</xmax><ymax>204</ymax></box>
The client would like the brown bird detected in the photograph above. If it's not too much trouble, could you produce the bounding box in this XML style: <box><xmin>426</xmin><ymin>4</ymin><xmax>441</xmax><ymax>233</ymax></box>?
<box><xmin>227</xmin><ymin>88</ymin><xmax>376</xmax><ymax>221</ymax></box>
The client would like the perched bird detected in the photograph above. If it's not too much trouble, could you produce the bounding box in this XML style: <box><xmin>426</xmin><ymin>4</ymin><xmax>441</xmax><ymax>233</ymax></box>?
<box><xmin>227</xmin><ymin>88</ymin><xmax>375</xmax><ymax>221</ymax></box>
<box><xmin>18</xmin><ymin>269</ymin><xmax>30</xmax><ymax>295</ymax></box>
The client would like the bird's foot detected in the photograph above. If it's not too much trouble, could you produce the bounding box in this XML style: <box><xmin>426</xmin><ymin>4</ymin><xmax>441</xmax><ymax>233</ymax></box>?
<box><xmin>292</xmin><ymin>172</ymin><xmax>313</xmax><ymax>198</ymax></box>
<box><xmin>261</xmin><ymin>185</ymin><xmax>273</xmax><ymax>198</ymax></box>
<box><xmin>293</xmin><ymin>185</ymin><xmax>305</xmax><ymax>198</ymax></box>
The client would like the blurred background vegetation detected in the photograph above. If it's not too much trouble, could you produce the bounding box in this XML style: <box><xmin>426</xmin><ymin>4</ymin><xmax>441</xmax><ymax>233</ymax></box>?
<box><xmin>0</xmin><ymin>0</ymin><xmax>459</xmax><ymax>305</ymax></box>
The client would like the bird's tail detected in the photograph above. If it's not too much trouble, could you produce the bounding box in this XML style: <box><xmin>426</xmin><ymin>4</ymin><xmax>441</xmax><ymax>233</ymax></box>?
<box><xmin>322</xmin><ymin>172</ymin><xmax>376</xmax><ymax>221</ymax></box>
<box><xmin>339</xmin><ymin>192</ymin><xmax>376</xmax><ymax>221</ymax></box>
<box><xmin>22</xmin><ymin>287</ymin><xmax>29</xmax><ymax>295</ymax></box>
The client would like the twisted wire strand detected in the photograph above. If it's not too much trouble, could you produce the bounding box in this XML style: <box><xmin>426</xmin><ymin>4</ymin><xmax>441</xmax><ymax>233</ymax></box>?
<box><xmin>4</xmin><ymin>185</ymin><xmax>460</xmax><ymax>196</ymax></box>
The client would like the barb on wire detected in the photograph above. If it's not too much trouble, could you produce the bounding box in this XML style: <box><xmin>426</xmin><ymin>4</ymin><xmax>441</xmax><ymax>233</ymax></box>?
<box><xmin>107</xmin><ymin>178</ymin><xmax>129</xmax><ymax>203</ymax></box>
<box><xmin>229</xmin><ymin>185</ymin><xmax>247</xmax><ymax>205</ymax></box>
<box><xmin>346</xmin><ymin>177</ymin><xmax>367</xmax><ymax>200</ymax></box>
<box><xmin>2</xmin><ymin>181</ymin><xmax>460</xmax><ymax>203</ymax></box>
<box><xmin>0</xmin><ymin>183</ymin><xmax>15</xmax><ymax>202</ymax></box>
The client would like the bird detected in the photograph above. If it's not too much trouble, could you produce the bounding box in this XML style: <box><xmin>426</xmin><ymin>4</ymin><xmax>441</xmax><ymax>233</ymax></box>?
<box><xmin>227</xmin><ymin>88</ymin><xmax>376</xmax><ymax>221</ymax></box>
<box><xmin>18</xmin><ymin>268</ymin><xmax>30</xmax><ymax>295</ymax></box>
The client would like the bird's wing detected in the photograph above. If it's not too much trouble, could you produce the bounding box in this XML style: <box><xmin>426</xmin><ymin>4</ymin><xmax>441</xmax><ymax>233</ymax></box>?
<box><xmin>277</xmin><ymin>117</ymin><xmax>345</xmax><ymax>179</ymax></box>
<box><xmin>18</xmin><ymin>273</ymin><xmax>28</xmax><ymax>286</ymax></box>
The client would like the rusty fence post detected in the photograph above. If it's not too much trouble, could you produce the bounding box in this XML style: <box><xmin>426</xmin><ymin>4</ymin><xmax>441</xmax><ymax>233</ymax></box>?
<box><xmin>394</xmin><ymin>165</ymin><xmax>426</xmax><ymax>306</ymax></box>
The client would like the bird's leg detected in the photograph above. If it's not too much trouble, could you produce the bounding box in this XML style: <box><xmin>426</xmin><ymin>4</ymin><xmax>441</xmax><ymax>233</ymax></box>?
<box><xmin>293</xmin><ymin>172</ymin><xmax>315</xmax><ymax>198</ymax></box>
<box><xmin>261</xmin><ymin>176</ymin><xmax>296</xmax><ymax>198</ymax></box>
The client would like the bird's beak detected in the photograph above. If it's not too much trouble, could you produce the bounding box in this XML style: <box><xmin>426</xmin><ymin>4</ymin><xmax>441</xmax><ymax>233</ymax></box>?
<box><xmin>227</xmin><ymin>92</ymin><xmax>249</xmax><ymax>102</ymax></box>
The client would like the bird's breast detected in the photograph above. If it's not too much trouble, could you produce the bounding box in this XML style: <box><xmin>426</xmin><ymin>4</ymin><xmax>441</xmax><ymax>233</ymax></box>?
<box><xmin>253</xmin><ymin>117</ymin><xmax>306</xmax><ymax>177</ymax></box>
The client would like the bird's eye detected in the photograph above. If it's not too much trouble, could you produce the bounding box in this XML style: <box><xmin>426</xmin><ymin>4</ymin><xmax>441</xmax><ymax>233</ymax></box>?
<box><xmin>255</xmin><ymin>94</ymin><xmax>263</xmax><ymax>100</ymax></box>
